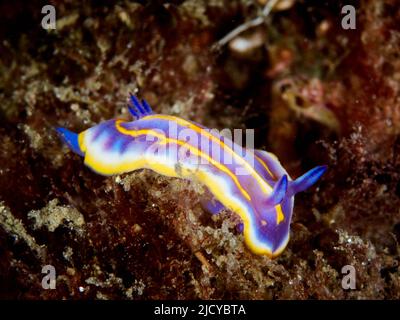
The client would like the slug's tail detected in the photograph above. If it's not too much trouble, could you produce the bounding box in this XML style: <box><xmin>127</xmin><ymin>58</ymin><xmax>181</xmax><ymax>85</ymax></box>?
<box><xmin>289</xmin><ymin>165</ymin><xmax>327</xmax><ymax>196</ymax></box>
<box><xmin>56</xmin><ymin>127</ymin><xmax>84</xmax><ymax>157</ymax></box>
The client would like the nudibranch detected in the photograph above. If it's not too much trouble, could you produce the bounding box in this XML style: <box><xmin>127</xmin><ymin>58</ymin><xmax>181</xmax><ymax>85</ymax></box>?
<box><xmin>57</xmin><ymin>95</ymin><xmax>326</xmax><ymax>258</ymax></box>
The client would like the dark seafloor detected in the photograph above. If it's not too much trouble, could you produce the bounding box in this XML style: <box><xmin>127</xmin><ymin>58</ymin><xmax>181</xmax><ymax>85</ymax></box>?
<box><xmin>1</xmin><ymin>0</ymin><xmax>400</xmax><ymax>299</ymax></box>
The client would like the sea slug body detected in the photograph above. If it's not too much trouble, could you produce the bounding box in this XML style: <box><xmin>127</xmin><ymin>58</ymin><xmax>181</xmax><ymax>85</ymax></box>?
<box><xmin>57</xmin><ymin>95</ymin><xmax>326</xmax><ymax>258</ymax></box>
